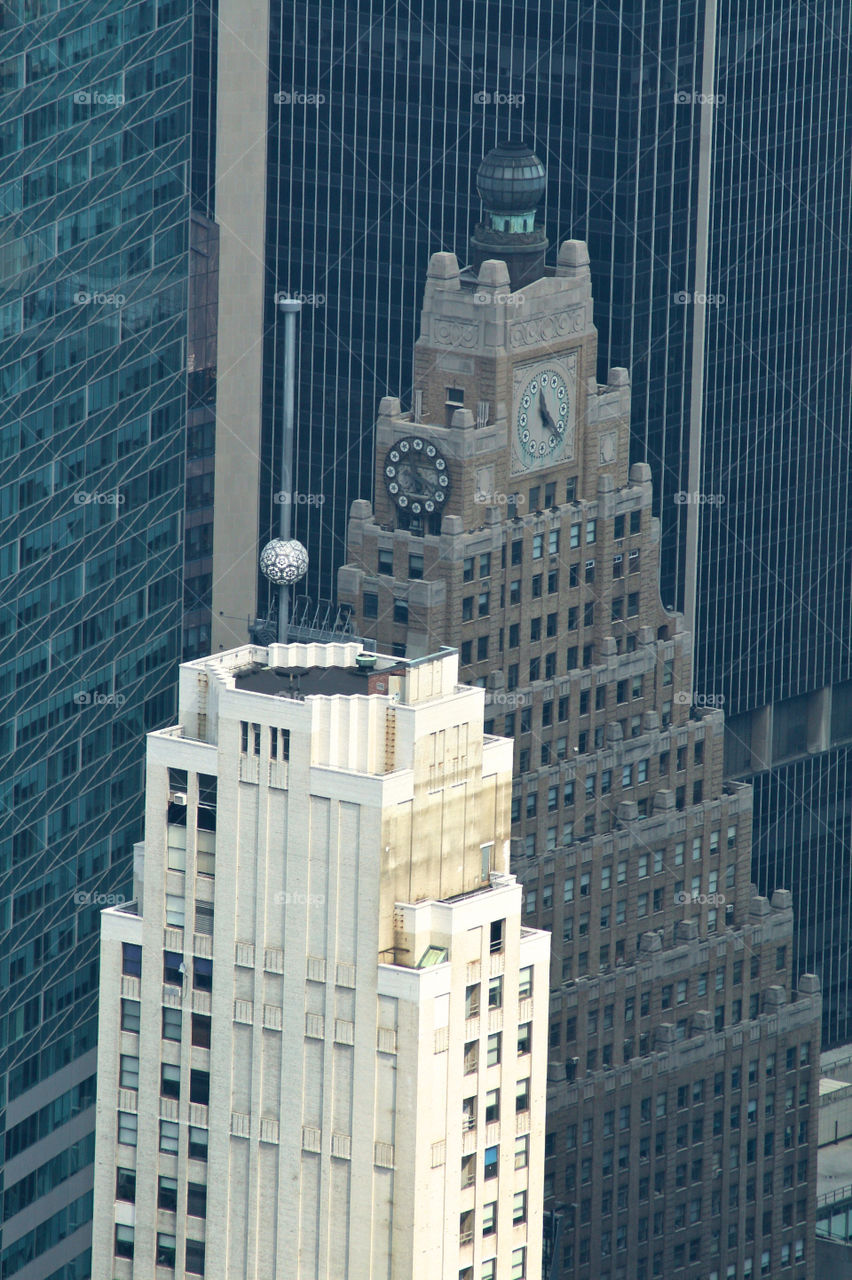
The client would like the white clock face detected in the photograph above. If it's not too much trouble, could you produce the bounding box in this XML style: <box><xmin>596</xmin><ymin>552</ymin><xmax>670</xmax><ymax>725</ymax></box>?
<box><xmin>512</xmin><ymin>358</ymin><xmax>576</xmax><ymax>474</ymax></box>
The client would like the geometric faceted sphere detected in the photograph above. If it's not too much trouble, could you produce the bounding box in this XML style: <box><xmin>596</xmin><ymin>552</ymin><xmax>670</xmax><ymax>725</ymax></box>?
<box><xmin>259</xmin><ymin>538</ymin><xmax>309</xmax><ymax>585</ymax></box>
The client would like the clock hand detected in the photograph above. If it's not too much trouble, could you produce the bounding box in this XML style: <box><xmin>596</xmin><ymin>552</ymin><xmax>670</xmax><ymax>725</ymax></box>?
<box><xmin>539</xmin><ymin>388</ymin><xmax>561</xmax><ymax>434</ymax></box>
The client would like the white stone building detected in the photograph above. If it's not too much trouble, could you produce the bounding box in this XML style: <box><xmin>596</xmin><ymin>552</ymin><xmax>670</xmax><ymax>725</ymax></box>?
<box><xmin>91</xmin><ymin>642</ymin><xmax>549</xmax><ymax>1280</ymax></box>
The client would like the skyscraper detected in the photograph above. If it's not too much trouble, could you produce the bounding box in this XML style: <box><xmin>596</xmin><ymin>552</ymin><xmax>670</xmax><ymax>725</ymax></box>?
<box><xmin>90</xmin><ymin>640</ymin><xmax>549</xmax><ymax>1279</ymax></box>
<box><xmin>212</xmin><ymin>0</ymin><xmax>852</xmax><ymax>1045</ymax></box>
<box><xmin>338</xmin><ymin>152</ymin><xmax>822</xmax><ymax>1279</ymax></box>
<box><xmin>0</xmin><ymin>2</ymin><xmax>215</xmax><ymax>1275</ymax></box>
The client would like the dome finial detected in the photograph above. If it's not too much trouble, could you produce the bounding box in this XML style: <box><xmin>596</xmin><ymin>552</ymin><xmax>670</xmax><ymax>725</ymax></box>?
<box><xmin>470</xmin><ymin>140</ymin><xmax>549</xmax><ymax>289</ymax></box>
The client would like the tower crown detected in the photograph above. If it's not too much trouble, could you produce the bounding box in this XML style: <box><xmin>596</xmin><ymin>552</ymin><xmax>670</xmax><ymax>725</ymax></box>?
<box><xmin>471</xmin><ymin>140</ymin><xmax>549</xmax><ymax>288</ymax></box>
<box><xmin>476</xmin><ymin>140</ymin><xmax>547</xmax><ymax>230</ymax></box>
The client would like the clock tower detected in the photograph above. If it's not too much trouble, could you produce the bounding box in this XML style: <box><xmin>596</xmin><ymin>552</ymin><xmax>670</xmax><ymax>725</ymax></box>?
<box><xmin>340</xmin><ymin>141</ymin><xmax>634</xmax><ymax>659</ymax></box>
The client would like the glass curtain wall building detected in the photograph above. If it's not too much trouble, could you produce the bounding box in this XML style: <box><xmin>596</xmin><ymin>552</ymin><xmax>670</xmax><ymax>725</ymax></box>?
<box><xmin>245</xmin><ymin>0</ymin><xmax>852</xmax><ymax>1042</ymax></box>
<box><xmin>0</xmin><ymin>0</ymin><xmax>215</xmax><ymax>1276</ymax></box>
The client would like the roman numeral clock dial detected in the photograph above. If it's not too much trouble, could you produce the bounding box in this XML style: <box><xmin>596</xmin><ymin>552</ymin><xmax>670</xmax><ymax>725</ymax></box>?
<box><xmin>511</xmin><ymin>355</ymin><xmax>577</xmax><ymax>474</ymax></box>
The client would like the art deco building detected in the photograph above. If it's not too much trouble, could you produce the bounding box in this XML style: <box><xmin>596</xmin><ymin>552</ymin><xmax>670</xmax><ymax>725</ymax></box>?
<box><xmin>338</xmin><ymin>146</ymin><xmax>822</xmax><ymax>1280</ymax></box>
<box><xmin>212</xmin><ymin>0</ymin><xmax>852</xmax><ymax>1055</ymax></box>
<box><xmin>90</xmin><ymin>641</ymin><xmax>549</xmax><ymax>1280</ymax></box>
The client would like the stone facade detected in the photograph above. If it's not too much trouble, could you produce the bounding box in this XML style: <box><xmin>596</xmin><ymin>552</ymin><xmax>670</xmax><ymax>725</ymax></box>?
<box><xmin>90</xmin><ymin>642</ymin><xmax>549</xmax><ymax>1280</ymax></box>
<box><xmin>338</xmin><ymin>239</ymin><xmax>822</xmax><ymax>1280</ymax></box>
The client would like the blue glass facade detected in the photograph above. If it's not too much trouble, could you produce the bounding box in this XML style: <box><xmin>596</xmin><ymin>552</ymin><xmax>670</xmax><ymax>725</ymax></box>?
<box><xmin>0</xmin><ymin>0</ymin><xmax>215</xmax><ymax>1273</ymax></box>
<box><xmin>260</xmin><ymin>0</ymin><xmax>852</xmax><ymax>1044</ymax></box>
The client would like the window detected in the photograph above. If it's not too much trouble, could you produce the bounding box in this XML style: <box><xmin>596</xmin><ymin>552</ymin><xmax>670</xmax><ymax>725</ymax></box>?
<box><xmin>461</xmin><ymin>1153</ymin><xmax>476</xmax><ymax>1188</ymax></box>
<box><xmin>189</xmin><ymin>1126</ymin><xmax>208</xmax><ymax>1160</ymax></box>
<box><xmin>487</xmin><ymin>1032</ymin><xmax>502</xmax><ymax>1066</ymax></box>
<box><xmin>532</xmin><ymin>533</ymin><xmax>543</xmax><ymax>559</ymax></box>
<box><xmin>465</xmin><ymin>984</ymin><xmax>480</xmax><ymax>1018</ymax></box>
<box><xmin>161</xmin><ymin>1063</ymin><xmax>180</xmax><ymax>1099</ymax></box>
<box><xmin>483</xmin><ymin>1201</ymin><xmax>497</xmax><ymax>1235</ymax></box>
<box><xmin>187</xmin><ymin>1183</ymin><xmax>207</xmax><ymax>1218</ymax></box>
<box><xmin>464</xmin><ymin>1041</ymin><xmax>478</xmax><ymax>1074</ymax></box>
<box><xmin>122</xmin><ymin>998</ymin><xmax>141</xmax><ymax>1032</ymax></box>
<box><xmin>166</xmin><ymin>893</ymin><xmax>185</xmax><ymax>928</ymax></box>
<box><xmin>516</xmin><ymin>1077</ymin><xmax>530</xmax><ymax>1112</ymax></box>
<box><xmin>518</xmin><ymin>966</ymin><xmax>533</xmax><ymax>999</ymax></box>
<box><xmin>122</xmin><ymin>943</ymin><xmax>142</xmax><ymax>977</ymax></box>
<box><xmin>393</xmin><ymin>598</ymin><xmax>408</xmax><ymax>624</ymax></box>
<box><xmin>363</xmin><ymin>592</ymin><xmax>378</xmax><ymax>618</ymax></box>
<box><xmin>549</xmin><ymin>529</ymin><xmax>559</xmax><ymax>555</ymax></box>
<box><xmin>116</xmin><ymin>1168</ymin><xmax>136</xmax><ymax>1203</ymax></box>
<box><xmin>197</xmin><ymin>830</ymin><xmax>216</xmax><ymax>877</ymax></box>
<box><xmin>158</xmin><ymin>1175</ymin><xmax>178</xmax><ymax>1212</ymax></box>
<box><xmin>118</xmin><ymin>1111</ymin><xmax>138</xmax><ymax>1147</ymax></box>
<box><xmin>193</xmin><ymin>957</ymin><xmax>213</xmax><ymax>991</ymax></box>
<box><xmin>167</xmin><ymin>825</ymin><xmax>187</xmax><ymax>871</ymax></box>
<box><xmin>518</xmin><ymin>1023</ymin><xmax>531</xmax><ymax>1055</ymax></box>
<box><xmin>378</xmin><ymin>548</ymin><xmax>394</xmax><ymax>574</ymax></box>
<box><xmin>160</xmin><ymin>1119</ymin><xmax>180</xmax><ymax>1154</ymax></box>
<box><xmin>115</xmin><ymin>1225</ymin><xmax>135</xmax><ymax>1260</ymax></box>
<box><xmin>481</xmin><ymin>1144</ymin><xmax>499</xmax><ymax>1180</ymax></box>
<box><xmin>186</xmin><ymin>1240</ymin><xmax>205</xmax><ymax>1275</ymax></box>
<box><xmin>409</xmin><ymin>552</ymin><xmax>424</xmax><ymax>579</ymax></box>
<box><xmin>513</xmin><ymin>1190</ymin><xmax>527</xmax><ymax>1224</ymax></box>
<box><xmin>190</xmin><ymin>1069</ymin><xmax>210</xmax><ymax>1105</ymax></box>
<box><xmin>511</xmin><ymin>540</ymin><xmax>523</xmax><ymax>565</ymax></box>
<box><xmin>162</xmin><ymin>1006</ymin><xmax>182</xmax><ymax>1041</ymax></box>
<box><xmin>489</xmin><ymin>976</ymin><xmax>503</xmax><ymax>1008</ymax></box>
<box><xmin>485</xmin><ymin>1089</ymin><xmax>500</xmax><ymax>1123</ymax></box>
<box><xmin>119</xmin><ymin>1054</ymin><xmax>139</xmax><ymax>1090</ymax></box>
<box><xmin>163</xmin><ymin>951</ymin><xmax>183</xmax><ymax>985</ymax></box>
<box><xmin>482</xmin><ymin>1262</ymin><xmax>496</xmax><ymax>1280</ymax></box>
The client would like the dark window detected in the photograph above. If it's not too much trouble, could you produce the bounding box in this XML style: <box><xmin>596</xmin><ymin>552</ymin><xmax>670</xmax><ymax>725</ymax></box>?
<box><xmin>187</xmin><ymin>1183</ymin><xmax>207</xmax><ymax>1218</ymax></box>
<box><xmin>115</xmin><ymin>1225</ymin><xmax>134</xmax><ymax>1259</ymax></box>
<box><xmin>116</xmin><ymin>1168</ymin><xmax>136</xmax><ymax>1203</ymax></box>
<box><xmin>393</xmin><ymin>599</ymin><xmax>408</xmax><ymax>624</ymax></box>
<box><xmin>193</xmin><ymin>957</ymin><xmax>212</xmax><ymax>991</ymax></box>
<box><xmin>408</xmin><ymin>553</ymin><xmax>424</xmax><ymax>579</ymax></box>
<box><xmin>122</xmin><ymin>943</ymin><xmax>142</xmax><ymax>977</ymax></box>
<box><xmin>186</xmin><ymin>1240</ymin><xmax>205</xmax><ymax>1275</ymax></box>
<box><xmin>158</xmin><ymin>1176</ymin><xmax>178</xmax><ymax>1212</ymax></box>
<box><xmin>156</xmin><ymin>1233</ymin><xmax>176</xmax><ymax>1268</ymax></box>
<box><xmin>190</xmin><ymin>1070</ymin><xmax>210</xmax><ymax>1105</ymax></box>
<box><xmin>188</xmin><ymin>1127</ymin><xmax>208</xmax><ymax>1161</ymax></box>
<box><xmin>192</xmin><ymin>1013</ymin><xmax>211</xmax><ymax>1048</ymax></box>
<box><xmin>163</xmin><ymin>951</ymin><xmax>183</xmax><ymax>985</ymax></box>
<box><xmin>363</xmin><ymin>592</ymin><xmax>378</xmax><ymax>619</ymax></box>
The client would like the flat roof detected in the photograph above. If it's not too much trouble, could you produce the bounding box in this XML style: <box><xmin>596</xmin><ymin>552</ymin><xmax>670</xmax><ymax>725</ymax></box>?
<box><xmin>234</xmin><ymin>664</ymin><xmax>383</xmax><ymax>699</ymax></box>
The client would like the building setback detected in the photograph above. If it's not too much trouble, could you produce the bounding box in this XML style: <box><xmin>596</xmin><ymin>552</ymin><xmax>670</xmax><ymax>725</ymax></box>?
<box><xmin>338</xmin><ymin>148</ymin><xmax>823</xmax><ymax>1280</ymax></box>
<box><xmin>91</xmin><ymin>641</ymin><xmax>549</xmax><ymax>1280</ymax></box>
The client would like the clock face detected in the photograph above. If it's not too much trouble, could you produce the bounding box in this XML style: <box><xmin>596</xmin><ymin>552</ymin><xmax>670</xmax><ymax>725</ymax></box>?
<box><xmin>512</xmin><ymin>357</ymin><xmax>577</xmax><ymax>474</ymax></box>
<box><xmin>383</xmin><ymin>436</ymin><xmax>451</xmax><ymax>515</ymax></box>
